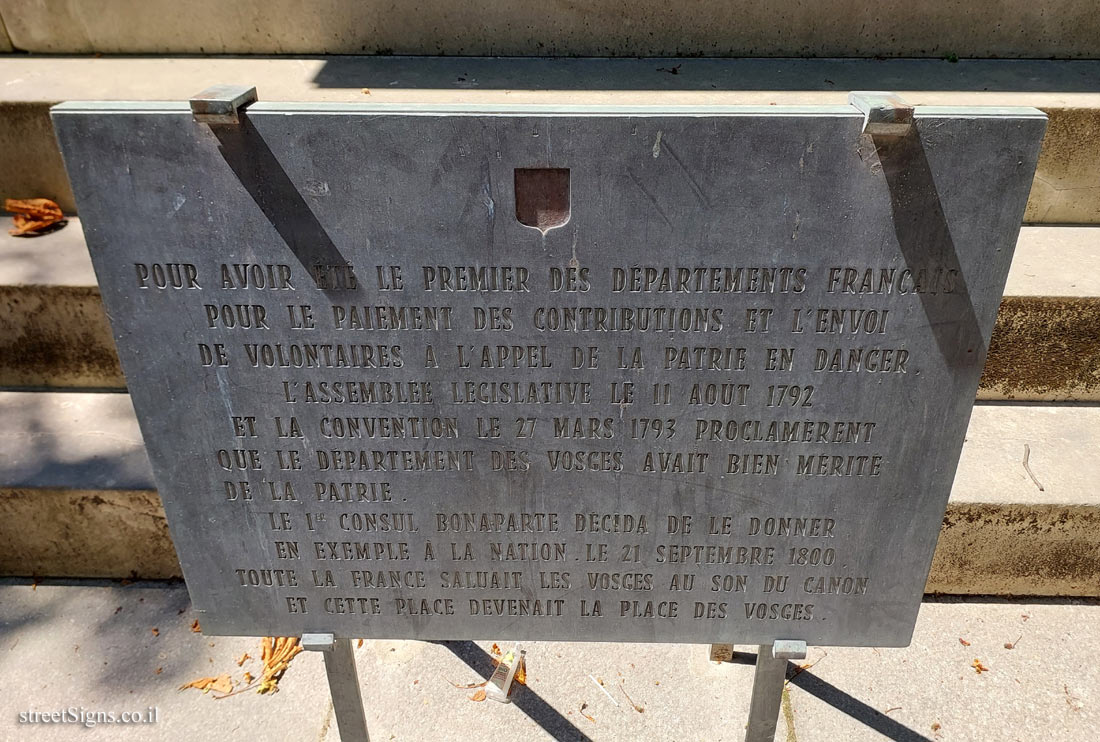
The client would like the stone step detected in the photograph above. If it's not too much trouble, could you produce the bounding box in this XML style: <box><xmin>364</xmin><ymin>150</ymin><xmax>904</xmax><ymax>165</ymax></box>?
<box><xmin>0</xmin><ymin>56</ymin><xmax>1098</xmax><ymax>221</ymax></box>
<box><xmin>3</xmin><ymin>219</ymin><xmax>1097</xmax><ymax>399</ymax></box>
<box><xmin>1</xmin><ymin>578</ymin><xmax>1096</xmax><ymax>741</ymax></box>
<box><xmin>0</xmin><ymin>390</ymin><xmax>1097</xmax><ymax>596</ymax></box>
<box><xmin>979</xmin><ymin>226</ymin><xmax>1100</xmax><ymax>401</ymax></box>
<box><xmin>0</xmin><ymin>216</ymin><xmax>122</xmax><ymax>388</ymax></box>
<box><xmin>0</xmin><ymin>0</ymin><xmax>1098</xmax><ymax>58</ymax></box>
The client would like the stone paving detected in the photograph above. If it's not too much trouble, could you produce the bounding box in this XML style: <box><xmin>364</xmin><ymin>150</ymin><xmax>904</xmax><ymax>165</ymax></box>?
<box><xmin>1</xmin><ymin>579</ymin><xmax>1095</xmax><ymax>741</ymax></box>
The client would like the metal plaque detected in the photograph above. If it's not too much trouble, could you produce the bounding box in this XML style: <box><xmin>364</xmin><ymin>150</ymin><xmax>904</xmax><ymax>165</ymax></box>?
<box><xmin>53</xmin><ymin>100</ymin><xmax>1044</xmax><ymax>646</ymax></box>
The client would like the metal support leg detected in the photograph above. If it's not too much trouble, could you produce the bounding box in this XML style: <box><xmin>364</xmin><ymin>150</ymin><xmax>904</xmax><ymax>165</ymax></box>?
<box><xmin>744</xmin><ymin>640</ymin><xmax>806</xmax><ymax>742</ymax></box>
<box><xmin>302</xmin><ymin>633</ymin><xmax>370</xmax><ymax>742</ymax></box>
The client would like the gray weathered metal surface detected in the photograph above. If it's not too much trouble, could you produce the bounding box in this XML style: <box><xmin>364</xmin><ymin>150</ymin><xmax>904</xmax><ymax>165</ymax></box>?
<box><xmin>52</xmin><ymin>100</ymin><xmax>1044</xmax><ymax>646</ymax></box>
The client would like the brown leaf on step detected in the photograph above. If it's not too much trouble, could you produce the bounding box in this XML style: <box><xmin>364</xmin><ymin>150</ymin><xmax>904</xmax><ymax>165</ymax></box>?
<box><xmin>1004</xmin><ymin>635</ymin><xmax>1022</xmax><ymax>650</ymax></box>
<box><xmin>958</xmin><ymin>638</ymin><xmax>970</xmax><ymax>646</ymax></box>
<box><xmin>490</xmin><ymin>643</ymin><xmax>502</xmax><ymax>657</ymax></box>
<box><xmin>515</xmin><ymin>656</ymin><xmax>527</xmax><ymax>686</ymax></box>
<box><xmin>243</xmin><ymin>672</ymin><xmax>254</xmax><ymax>685</ymax></box>
<box><xmin>361</xmin><ymin>88</ymin><xmax>371</xmax><ymax>95</ymax></box>
<box><xmin>179</xmin><ymin>674</ymin><xmax>233</xmax><ymax>694</ymax></box>
<box><xmin>257</xmin><ymin>637</ymin><xmax>303</xmax><ymax>694</ymax></box>
<box><xmin>190</xmin><ymin>620</ymin><xmax>202</xmax><ymax>633</ymax></box>
<box><xmin>580</xmin><ymin>702</ymin><xmax>596</xmax><ymax>723</ymax></box>
<box><xmin>151</xmin><ymin>628</ymin><xmax>159</xmax><ymax>637</ymax></box>
<box><xmin>971</xmin><ymin>659</ymin><xmax>989</xmax><ymax>674</ymax></box>
<box><xmin>155</xmin><ymin>667</ymin><xmax>162</xmax><ymax>675</ymax></box>
<box><xmin>179</xmin><ymin>677</ymin><xmax>216</xmax><ymax>691</ymax></box>
<box><xmin>4</xmin><ymin>198</ymin><xmax>61</xmax><ymax>219</ymax></box>
<box><xmin>469</xmin><ymin>689</ymin><xmax>487</xmax><ymax>702</ymax></box>
<box><xmin>211</xmin><ymin>675</ymin><xmax>234</xmax><ymax>693</ymax></box>
<box><xmin>357</xmin><ymin>639</ymin><xmax>364</xmax><ymax>648</ymax></box>
<box><xmin>236</xmin><ymin>652</ymin><xmax>250</xmax><ymax>666</ymax></box>
<box><xmin>5</xmin><ymin>198</ymin><xmax>64</xmax><ymax>235</ymax></box>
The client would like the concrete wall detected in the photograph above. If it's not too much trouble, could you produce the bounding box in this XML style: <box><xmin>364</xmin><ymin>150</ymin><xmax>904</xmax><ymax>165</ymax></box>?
<box><xmin>2</xmin><ymin>56</ymin><xmax>1100</xmax><ymax>222</ymax></box>
<box><xmin>0</xmin><ymin>0</ymin><xmax>1099</xmax><ymax>57</ymax></box>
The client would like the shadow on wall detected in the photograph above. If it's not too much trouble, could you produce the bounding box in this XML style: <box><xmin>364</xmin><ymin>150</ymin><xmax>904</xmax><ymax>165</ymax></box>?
<box><xmin>311</xmin><ymin>57</ymin><xmax>1100</xmax><ymax>93</ymax></box>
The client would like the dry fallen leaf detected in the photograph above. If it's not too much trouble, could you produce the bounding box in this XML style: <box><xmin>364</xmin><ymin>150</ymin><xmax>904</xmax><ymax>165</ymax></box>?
<box><xmin>179</xmin><ymin>674</ymin><xmax>233</xmax><ymax>694</ymax></box>
<box><xmin>236</xmin><ymin>652</ymin><xmax>250</xmax><ymax>666</ymax></box>
<box><xmin>580</xmin><ymin>702</ymin><xmax>596</xmax><ymax>723</ymax></box>
<box><xmin>154</xmin><ymin>667</ymin><xmax>162</xmax><ymax>675</ymax></box>
<box><xmin>210</xmin><ymin>675</ymin><xmax>234</xmax><ymax>694</ymax></box>
<box><xmin>958</xmin><ymin>638</ymin><xmax>970</xmax><ymax>646</ymax></box>
<box><xmin>5</xmin><ymin>198</ymin><xmax>64</xmax><ymax>235</ymax></box>
<box><xmin>357</xmin><ymin>639</ymin><xmax>364</xmax><ymax>648</ymax></box>
<box><xmin>257</xmin><ymin>637</ymin><xmax>303</xmax><ymax>694</ymax></box>
<box><xmin>243</xmin><ymin>671</ymin><xmax>254</xmax><ymax>685</ymax></box>
<box><xmin>469</xmin><ymin>688</ymin><xmax>487</xmax><ymax>702</ymax></box>
<box><xmin>971</xmin><ymin>659</ymin><xmax>989</xmax><ymax>674</ymax></box>
<box><xmin>151</xmin><ymin>628</ymin><xmax>159</xmax><ymax>637</ymax></box>
<box><xmin>190</xmin><ymin>620</ymin><xmax>201</xmax><ymax>633</ymax></box>
<box><xmin>180</xmin><ymin>677</ymin><xmax>215</xmax><ymax>691</ymax></box>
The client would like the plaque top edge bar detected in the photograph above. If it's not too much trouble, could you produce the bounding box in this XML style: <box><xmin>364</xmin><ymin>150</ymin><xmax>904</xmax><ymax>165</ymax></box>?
<box><xmin>49</xmin><ymin>100</ymin><xmax>1046</xmax><ymax>120</ymax></box>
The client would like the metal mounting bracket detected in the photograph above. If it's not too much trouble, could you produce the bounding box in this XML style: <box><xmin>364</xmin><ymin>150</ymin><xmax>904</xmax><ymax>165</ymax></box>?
<box><xmin>849</xmin><ymin>91</ymin><xmax>914</xmax><ymax>137</ymax></box>
<box><xmin>771</xmin><ymin>639</ymin><xmax>808</xmax><ymax>660</ymax></box>
<box><xmin>190</xmin><ymin>84</ymin><xmax>258</xmax><ymax>124</ymax></box>
<box><xmin>300</xmin><ymin>632</ymin><xmax>335</xmax><ymax>652</ymax></box>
